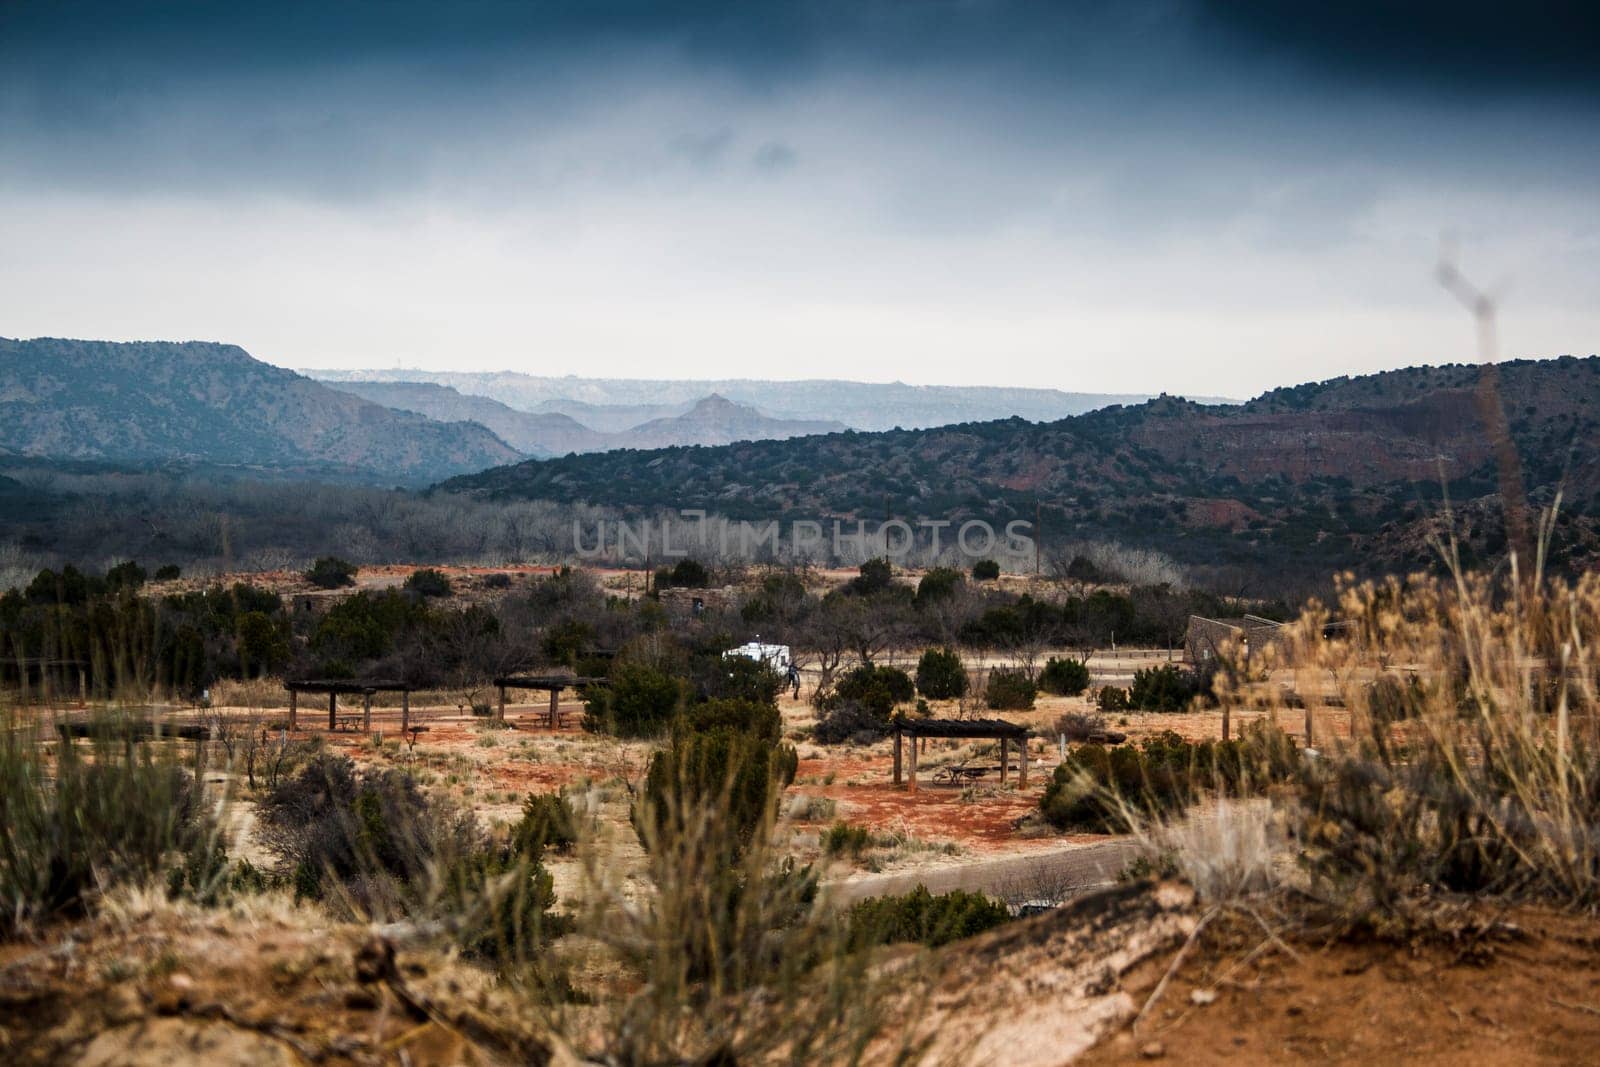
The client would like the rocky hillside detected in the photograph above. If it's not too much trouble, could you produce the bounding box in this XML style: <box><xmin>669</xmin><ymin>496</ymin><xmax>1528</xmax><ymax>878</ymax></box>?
<box><xmin>441</xmin><ymin>356</ymin><xmax>1600</xmax><ymax>576</ymax></box>
<box><xmin>0</xmin><ymin>338</ymin><xmax>522</xmax><ymax>484</ymax></box>
<box><xmin>320</xmin><ymin>379</ymin><xmax>607</xmax><ymax>456</ymax></box>
<box><xmin>618</xmin><ymin>394</ymin><xmax>845</xmax><ymax>449</ymax></box>
<box><xmin>330</xmin><ymin>382</ymin><xmax>847</xmax><ymax>452</ymax></box>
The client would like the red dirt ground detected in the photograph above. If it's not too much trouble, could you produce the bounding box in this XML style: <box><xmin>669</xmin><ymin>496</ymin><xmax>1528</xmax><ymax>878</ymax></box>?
<box><xmin>1080</xmin><ymin>906</ymin><xmax>1600</xmax><ymax>1066</ymax></box>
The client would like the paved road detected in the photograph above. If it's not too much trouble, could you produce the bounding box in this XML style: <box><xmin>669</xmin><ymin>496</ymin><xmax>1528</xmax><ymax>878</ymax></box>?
<box><xmin>824</xmin><ymin>838</ymin><xmax>1143</xmax><ymax>907</ymax></box>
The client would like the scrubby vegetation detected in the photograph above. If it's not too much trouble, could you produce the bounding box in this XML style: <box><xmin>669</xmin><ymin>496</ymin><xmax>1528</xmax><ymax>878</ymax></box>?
<box><xmin>0</xmin><ymin>716</ymin><xmax>225</xmax><ymax>932</ymax></box>
<box><xmin>256</xmin><ymin>753</ymin><xmax>567</xmax><ymax>963</ymax></box>
<box><xmin>984</xmin><ymin>668</ymin><xmax>1036</xmax><ymax>710</ymax></box>
<box><xmin>1096</xmin><ymin>684</ymin><xmax>1130</xmax><ymax>712</ymax></box>
<box><xmin>1268</xmin><ymin>567</ymin><xmax>1600</xmax><ymax>915</ymax></box>
<box><xmin>914</xmin><ymin>566</ymin><xmax>964</xmax><ymax>606</ymax></box>
<box><xmin>403</xmin><ymin>567</ymin><xmax>453</xmax><ymax>597</ymax></box>
<box><xmin>970</xmin><ymin>559</ymin><xmax>1001</xmax><ymax>581</ymax></box>
<box><xmin>1038</xmin><ymin>655</ymin><xmax>1090</xmax><ymax>696</ymax></box>
<box><xmin>305</xmin><ymin>555</ymin><xmax>357</xmax><ymax>589</ymax></box>
<box><xmin>583</xmin><ymin>663</ymin><xmax>685</xmax><ymax>737</ymax></box>
<box><xmin>5</xmin><ymin>503</ymin><xmax>1600</xmax><ymax>1062</ymax></box>
<box><xmin>1040</xmin><ymin>725</ymin><xmax>1298</xmax><ymax>833</ymax></box>
<box><xmin>1127</xmin><ymin>663</ymin><xmax>1210</xmax><ymax>711</ymax></box>
<box><xmin>847</xmin><ymin>885</ymin><xmax>1012</xmax><ymax>948</ymax></box>
<box><xmin>813</xmin><ymin>663</ymin><xmax>915</xmax><ymax>743</ymax></box>
<box><xmin>511</xmin><ymin>791</ymin><xmax>579</xmax><ymax>854</ymax></box>
<box><xmin>654</xmin><ymin>557</ymin><xmax>711</xmax><ymax>590</ymax></box>
<box><xmin>914</xmin><ymin>646</ymin><xmax>967</xmax><ymax>699</ymax></box>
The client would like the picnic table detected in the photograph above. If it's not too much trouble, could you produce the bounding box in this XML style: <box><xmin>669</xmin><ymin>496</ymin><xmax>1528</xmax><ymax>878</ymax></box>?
<box><xmin>337</xmin><ymin>715</ymin><xmax>361</xmax><ymax>732</ymax></box>
<box><xmin>932</xmin><ymin>762</ymin><xmax>1003</xmax><ymax>785</ymax></box>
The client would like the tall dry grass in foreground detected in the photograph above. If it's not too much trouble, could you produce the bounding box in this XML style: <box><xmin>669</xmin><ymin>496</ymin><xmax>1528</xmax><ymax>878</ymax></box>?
<box><xmin>0</xmin><ymin>712</ymin><xmax>230</xmax><ymax>933</ymax></box>
<box><xmin>1232</xmin><ymin>556</ymin><xmax>1600</xmax><ymax>916</ymax></box>
<box><xmin>533</xmin><ymin>757</ymin><xmax>948</xmax><ymax>1065</ymax></box>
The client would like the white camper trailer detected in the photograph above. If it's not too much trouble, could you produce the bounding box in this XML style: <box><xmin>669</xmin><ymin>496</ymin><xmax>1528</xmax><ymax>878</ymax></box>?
<box><xmin>723</xmin><ymin>641</ymin><xmax>792</xmax><ymax>671</ymax></box>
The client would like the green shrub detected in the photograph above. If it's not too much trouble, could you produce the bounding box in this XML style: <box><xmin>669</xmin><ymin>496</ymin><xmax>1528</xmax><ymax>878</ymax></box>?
<box><xmin>308</xmin><ymin>590</ymin><xmax>431</xmax><ymax>670</ymax></box>
<box><xmin>153</xmin><ymin>564</ymin><xmax>182</xmax><ymax>581</ymax></box>
<box><xmin>440</xmin><ymin>847</ymin><xmax>566</xmax><ymax>964</ymax></box>
<box><xmin>680</xmin><ymin>698</ymin><xmax>782</xmax><ymax>744</ymax></box>
<box><xmin>914</xmin><ymin>567</ymin><xmax>964</xmax><ymax>606</ymax></box>
<box><xmin>654</xmin><ymin>558</ymin><xmax>711</xmax><ymax>590</ymax></box>
<box><xmin>404</xmin><ymin>568</ymin><xmax>453</xmax><ymax>598</ymax></box>
<box><xmin>847</xmin><ymin>886</ymin><xmax>1011</xmax><ymax>948</ymax></box>
<box><xmin>971</xmin><ymin>559</ymin><xmax>1001</xmax><ymax>581</ymax></box>
<box><xmin>236</xmin><ymin>610</ymin><xmax>291</xmax><ymax>676</ymax></box>
<box><xmin>697</xmin><ymin>654</ymin><xmax>784</xmax><ymax>706</ymax></box>
<box><xmin>915</xmin><ymin>647</ymin><xmax>968</xmax><ymax>700</ymax></box>
<box><xmin>814</xmin><ymin>664</ymin><xmax>915</xmax><ymax>744</ymax></box>
<box><xmin>305</xmin><ymin>556</ymin><xmax>357</xmax><ymax>589</ymax></box>
<box><xmin>1127</xmin><ymin>664</ymin><xmax>1207</xmax><ymax>712</ymax></box>
<box><xmin>1039</xmin><ymin>725</ymin><xmax>1297</xmax><ymax>833</ymax></box>
<box><xmin>831</xmin><ymin>664</ymin><xmax>914</xmax><ymax>713</ymax></box>
<box><xmin>1097</xmin><ymin>685</ymin><xmax>1130</xmax><ymax>712</ymax></box>
<box><xmin>584</xmin><ymin>663</ymin><xmax>685</xmax><ymax>737</ymax></box>
<box><xmin>641</xmin><ymin>727</ymin><xmax>799</xmax><ymax>856</ymax></box>
<box><xmin>105</xmin><ymin>560</ymin><xmax>147</xmax><ymax>592</ymax></box>
<box><xmin>843</xmin><ymin>558</ymin><xmax>894</xmax><ymax>596</ymax></box>
<box><xmin>511</xmin><ymin>791</ymin><xmax>579</xmax><ymax>854</ymax></box>
<box><xmin>822</xmin><ymin>822</ymin><xmax>874</xmax><ymax>858</ymax></box>
<box><xmin>543</xmin><ymin>619</ymin><xmax>596</xmax><ymax>667</ymax></box>
<box><xmin>1038</xmin><ymin>657</ymin><xmax>1090</xmax><ymax>696</ymax></box>
<box><xmin>985</xmin><ymin>669</ymin><xmax>1036</xmax><ymax>710</ymax></box>
<box><xmin>1064</xmin><ymin>555</ymin><xmax>1103</xmax><ymax>582</ymax></box>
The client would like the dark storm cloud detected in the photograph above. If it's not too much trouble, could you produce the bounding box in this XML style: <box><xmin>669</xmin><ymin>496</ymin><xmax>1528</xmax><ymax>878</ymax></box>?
<box><xmin>6</xmin><ymin>1</ymin><xmax>1596</xmax><ymax>93</ymax></box>
<box><xmin>3</xmin><ymin>0</ymin><xmax>1598</xmax><ymax>399</ymax></box>
<box><xmin>1195</xmin><ymin>1</ymin><xmax>1600</xmax><ymax>99</ymax></box>
<box><xmin>4</xmin><ymin>2</ymin><xmax>1594</xmax><ymax>155</ymax></box>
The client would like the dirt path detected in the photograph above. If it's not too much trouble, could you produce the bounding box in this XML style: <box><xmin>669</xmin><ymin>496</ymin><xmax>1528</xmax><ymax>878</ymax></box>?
<box><xmin>826</xmin><ymin>837</ymin><xmax>1141</xmax><ymax>906</ymax></box>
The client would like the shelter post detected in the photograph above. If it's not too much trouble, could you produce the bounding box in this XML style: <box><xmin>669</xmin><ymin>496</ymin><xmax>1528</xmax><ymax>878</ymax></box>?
<box><xmin>908</xmin><ymin>736</ymin><xmax>918</xmax><ymax>793</ymax></box>
<box><xmin>893</xmin><ymin>727</ymin><xmax>903</xmax><ymax>785</ymax></box>
<box><xmin>401</xmin><ymin>690</ymin><xmax>410</xmax><ymax>732</ymax></box>
<box><xmin>497</xmin><ymin>685</ymin><xmax>506</xmax><ymax>724</ymax></box>
<box><xmin>1019</xmin><ymin>737</ymin><xmax>1028</xmax><ymax>788</ymax></box>
<box><xmin>363</xmin><ymin>690</ymin><xmax>372</xmax><ymax>732</ymax></box>
<box><xmin>288</xmin><ymin>688</ymin><xmax>298</xmax><ymax>731</ymax></box>
<box><xmin>328</xmin><ymin>691</ymin><xmax>336</xmax><ymax>731</ymax></box>
<box><xmin>549</xmin><ymin>687</ymin><xmax>559</xmax><ymax>730</ymax></box>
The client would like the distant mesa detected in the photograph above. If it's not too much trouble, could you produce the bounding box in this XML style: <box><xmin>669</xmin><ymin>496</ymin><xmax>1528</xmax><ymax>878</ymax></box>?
<box><xmin>0</xmin><ymin>337</ymin><xmax>521</xmax><ymax>484</ymax></box>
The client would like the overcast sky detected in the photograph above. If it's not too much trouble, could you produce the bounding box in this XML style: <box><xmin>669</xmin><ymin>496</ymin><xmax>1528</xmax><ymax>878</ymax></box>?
<box><xmin>2</xmin><ymin>1</ymin><xmax>1596</xmax><ymax>399</ymax></box>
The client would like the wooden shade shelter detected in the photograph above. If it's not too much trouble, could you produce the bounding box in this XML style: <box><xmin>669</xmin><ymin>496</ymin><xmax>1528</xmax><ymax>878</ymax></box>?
<box><xmin>6</xmin><ymin>658</ymin><xmax>90</xmax><ymax>704</ymax></box>
<box><xmin>892</xmin><ymin>717</ymin><xmax>1033</xmax><ymax>792</ymax></box>
<box><xmin>284</xmin><ymin>678</ymin><xmax>417</xmax><ymax>733</ymax></box>
<box><xmin>491</xmin><ymin>674</ymin><xmax>608</xmax><ymax>729</ymax></box>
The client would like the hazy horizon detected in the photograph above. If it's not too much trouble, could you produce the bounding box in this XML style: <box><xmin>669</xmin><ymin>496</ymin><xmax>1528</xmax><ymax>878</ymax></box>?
<box><xmin>3</xmin><ymin>2</ymin><xmax>1597</xmax><ymax>397</ymax></box>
